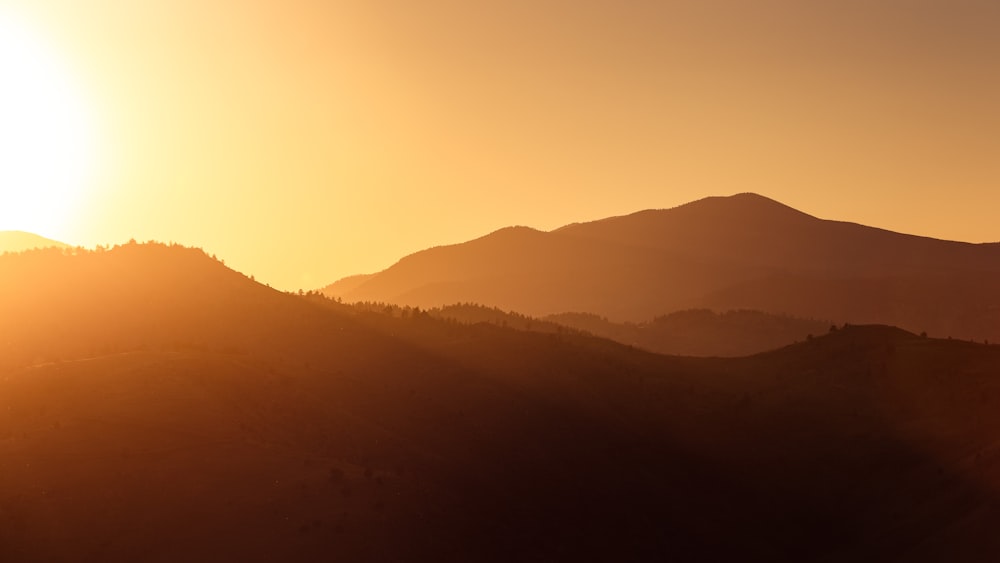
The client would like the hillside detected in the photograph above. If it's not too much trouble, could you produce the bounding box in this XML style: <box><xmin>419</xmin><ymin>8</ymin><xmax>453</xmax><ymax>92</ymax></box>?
<box><xmin>322</xmin><ymin>273</ymin><xmax>375</xmax><ymax>296</ymax></box>
<box><xmin>423</xmin><ymin>303</ymin><xmax>829</xmax><ymax>357</ymax></box>
<box><xmin>546</xmin><ymin>309</ymin><xmax>831</xmax><ymax>357</ymax></box>
<box><xmin>322</xmin><ymin>193</ymin><xmax>1000</xmax><ymax>342</ymax></box>
<box><xmin>3</xmin><ymin>244</ymin><xmax>1000</xmax><ymax>561</ymax></box>
<box><xmin>0</xmin><ymin>231</ymin><xmax>68</xmax><ymax>254</ymax></box>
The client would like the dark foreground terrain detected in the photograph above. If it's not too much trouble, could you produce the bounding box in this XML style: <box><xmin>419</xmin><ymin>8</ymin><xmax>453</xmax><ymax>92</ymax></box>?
<box><xmin>2</xmin><ymin>244</ymin><xmax>1000</xmax><ymax>562</ymax></box>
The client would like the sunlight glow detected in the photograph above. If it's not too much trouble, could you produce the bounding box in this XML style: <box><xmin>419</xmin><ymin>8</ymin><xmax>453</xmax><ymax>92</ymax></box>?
<box><xmin>0</xmin><ymin>12</ymin><xmax>98</xmax><ymax>239</ymax></box>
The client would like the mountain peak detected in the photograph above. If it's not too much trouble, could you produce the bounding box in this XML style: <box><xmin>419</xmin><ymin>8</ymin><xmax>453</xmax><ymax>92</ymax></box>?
<box><xmin>667</xmin><ymin>192</ymin><xmax>815</xmax><ymax>220</ymax></box>
<box><xmin>481</xmin><ymin>225</ymin><xmax>545</xmax><ymax>239</ymax></box>
<box><xmin>554</xmin><ymin>192</ymin><xmax>817</xmax><ymax>245</ymax></box>
<box><xmin>554</xmin><ymin>193</ymin><xmax>813</xmax><ymax>236</ymax></box>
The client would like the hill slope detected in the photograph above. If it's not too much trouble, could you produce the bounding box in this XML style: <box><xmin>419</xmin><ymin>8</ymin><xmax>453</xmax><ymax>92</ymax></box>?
<box><xmin>545</xmin><ymin>308</ymin><xmax>831</xmax><ymax>357</ymax></box>
<box><xmin>3</xmin><ymin>245</ymin><xmax>1000</xmax><ymax>561</ymax></box>
<box><xmin>425</xmin><ymin>303</ymin><xmax>830</xmax><ymax>357</ymax></box>
<box><xmin>0</xmin><ymin>231</ymin><xmax>68</xmax><ymax>254</ymax></box>
<box><xmin>322</xmin><ymin>193</ymin><xmax>1000</xmax><ymax>342</ymax></box>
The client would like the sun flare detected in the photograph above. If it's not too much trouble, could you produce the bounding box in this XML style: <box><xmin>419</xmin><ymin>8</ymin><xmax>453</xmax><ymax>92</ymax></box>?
<box><xmin>0</xmin><ymin>12</ymin><xmax>98</xmax><ymax>239</ymax></box>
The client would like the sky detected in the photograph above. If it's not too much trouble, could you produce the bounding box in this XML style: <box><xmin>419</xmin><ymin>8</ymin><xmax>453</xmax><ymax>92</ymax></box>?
<box><xmin>1</xmin><ymin>0</ymin><xmax>998</xmax><ymax>290</ymax></box>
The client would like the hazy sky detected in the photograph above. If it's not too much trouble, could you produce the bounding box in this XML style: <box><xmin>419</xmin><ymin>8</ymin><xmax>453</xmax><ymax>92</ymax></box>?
<box><xmin>4</xmin><ymin>0</ymin><xmax>999</xmax><ymax>289</ymax></box>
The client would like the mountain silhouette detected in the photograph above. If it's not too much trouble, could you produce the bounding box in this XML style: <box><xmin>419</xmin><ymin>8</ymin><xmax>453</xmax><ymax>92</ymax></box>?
<box><xmin>0</xmin><ymin>230</ymin><xmax>68</xmax><ymax>254</ymax></box>
<box><xmin>3</xmin><ymin>244</ymin><xmax>1000</xmax><ymax>561</ymax></box>
<box><xmin>545</xmin><ymin>308</ymin><xmax>831</xmax><ymax>357</ymax></box>
<box><xmin>323</xmin><ymin>193</ymin><xmax>1000</xmax><ymax>342</ymax></box>
<box><xmin>423</xmin><ymin>303</ymin><xmax>830</xmax><ymax>357</ymax></box>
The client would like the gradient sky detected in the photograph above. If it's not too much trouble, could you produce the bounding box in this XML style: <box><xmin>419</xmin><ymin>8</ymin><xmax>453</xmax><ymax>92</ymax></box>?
<box><xmin>4</xmin><ymin>0</ymin><xmax>999</xmax><ymax>289</ymax></box>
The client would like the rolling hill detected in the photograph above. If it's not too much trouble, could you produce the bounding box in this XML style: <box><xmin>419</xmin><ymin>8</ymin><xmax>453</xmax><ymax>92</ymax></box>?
<box><xmin>322</xmin><ymin>193</ymin><xmax>1000</xmax><ymax>343</ymax></box>
<box><xmin>3</xmin><ymin>243</ymin><xmax>1000</xmax><ymax>561</ymax></box>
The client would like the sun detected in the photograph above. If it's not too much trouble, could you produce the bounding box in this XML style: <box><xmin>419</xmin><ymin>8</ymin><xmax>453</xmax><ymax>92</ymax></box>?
<box><xmin>0</xmin><ymin>12</ymin><xmax>99</xmax><ymax>240</ymax></box>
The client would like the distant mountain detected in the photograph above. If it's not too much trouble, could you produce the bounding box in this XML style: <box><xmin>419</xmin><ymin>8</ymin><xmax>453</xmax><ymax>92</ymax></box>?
<box><xmin>546</xmin><ymin>308</ymin><xmax>832</xmax><ymax>357</ymax></box>
<box><xmin>425</xmin><ymin>303</ymin><xmax>829</xmax><ymax>357</ymax></box>
<box><xmin>4</xmin><ymin>244</ymin><xmax>1000</xmax><ymax>561</ymax></box>
<box><xmin>322</xmin><ymin>193</ymin><xmax>1000</xmax><ymax>342</ymax></box>
<box><xmin>323</xmin><ymin>273</ymin><xmax>374</xmax><ymax>297</ymax></box>
<box><xmin>0</xmin><ymin>230</ymin><xmax>68</xmax><ymax>254</ymax></box>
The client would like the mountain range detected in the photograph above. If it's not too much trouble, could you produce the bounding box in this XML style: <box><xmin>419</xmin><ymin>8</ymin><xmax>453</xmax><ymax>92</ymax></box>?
<box><xmin>323</xmin><ymin>193</ymin><xmax>1000</xmax><ymax>343</ymax></box>
<box><xmin>3</xmin><ymin>243</ymin><xmax>1000</xmax><ymax>561</ymax></box>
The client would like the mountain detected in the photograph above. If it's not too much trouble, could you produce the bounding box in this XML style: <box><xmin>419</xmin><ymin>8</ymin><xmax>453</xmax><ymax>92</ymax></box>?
<box><xmin>425</xmin><ymin>303</ymin><xmax>830</xmax><ymax>357</ymax></box>
<box><xmin>4</xmin><ymin>244</ymin><xmax>1000</xmax><ymax>561</ymax></box>
<box><xmin>322</xmin><ymin>193</ymin><xmax>1000</xmax><ymax>342</ymax></box>
<box><xmin>545</xmin><ymin>308</ymin><xmax>832</xmax><ymax>357</ymax></box>
<box><xmin>0</xmin><ymin>231</ymin><xmax>68</xmax><ymax>254</ymax></box>
<box><xmin>322</xmin><ymin>273</ymin><xmax>374</xmax><ymax>297</ymax></box>
<box><xmin>556</xmin><ymin>193</ymin><xmax>1000</xmax><ymax>276</ymax></box>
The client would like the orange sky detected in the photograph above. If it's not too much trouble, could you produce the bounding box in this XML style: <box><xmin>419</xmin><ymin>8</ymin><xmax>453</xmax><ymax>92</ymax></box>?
<box><xmin>4</xmin><ymin>0</ymin><xmax>999</xmax><ymax>289</ymax></box>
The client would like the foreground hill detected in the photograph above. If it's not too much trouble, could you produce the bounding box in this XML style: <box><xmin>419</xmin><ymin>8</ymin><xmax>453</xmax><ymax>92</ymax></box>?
<box><xmin>3</xmin><ymin>244</ymin><xmax>1000</xmax><ymax>561</ymax></box>
<box><xmin>322</xmin><ymin>193</ymin><xmax>1000</xmax><ymax>342</ymax></box>
<box><xmin>0</xmin><ymin>231</ymin><xmax>68</xmax><ymax>254</ymax></box>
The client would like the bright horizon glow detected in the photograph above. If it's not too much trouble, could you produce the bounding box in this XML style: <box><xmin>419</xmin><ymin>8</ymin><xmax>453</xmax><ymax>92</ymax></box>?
<box><xmin>0</xmin><ymin>11</ymin><xmax>99</xmax><ymax>240</ymax></box>
<box><xmin>2</xmin><ymin>1</ymin><xmax>998</xmax><ymax>290</ymax></box>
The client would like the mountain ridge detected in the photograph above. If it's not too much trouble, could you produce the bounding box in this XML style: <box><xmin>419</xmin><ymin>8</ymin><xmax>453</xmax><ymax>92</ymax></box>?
<box><xmin>321</xmin><ymin>193</ymin><xmax>1000</xmax><ymax>343</ymax></box>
